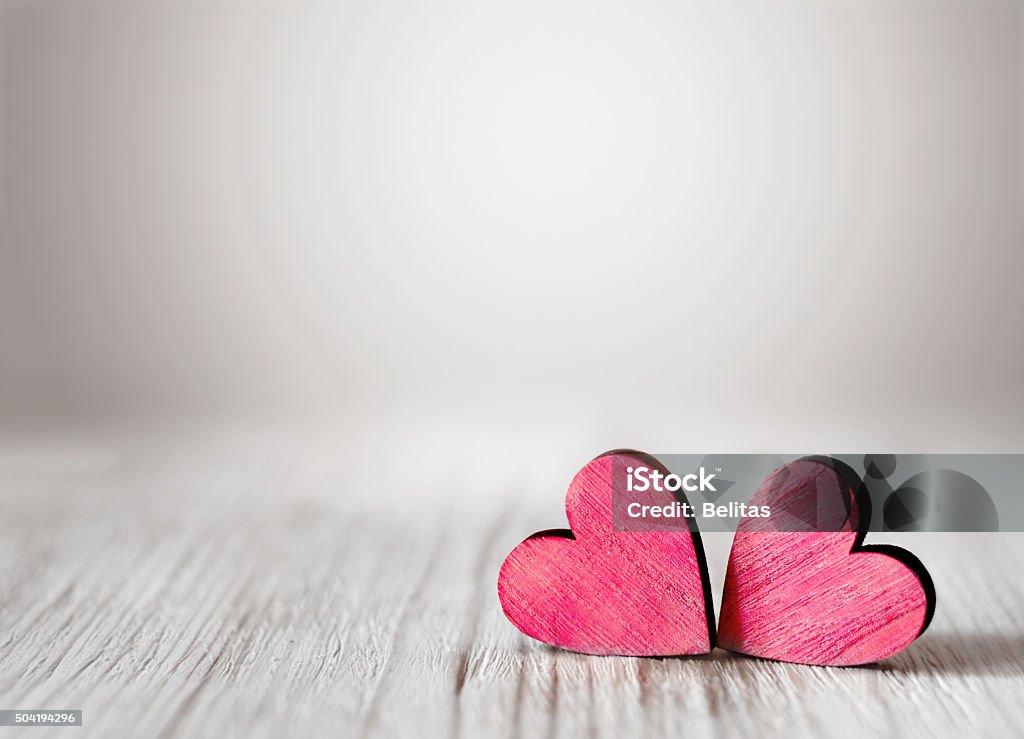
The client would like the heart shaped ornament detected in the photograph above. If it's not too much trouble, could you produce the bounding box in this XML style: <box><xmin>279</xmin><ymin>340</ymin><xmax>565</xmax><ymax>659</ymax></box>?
<box><xmin>498</xmin><ymin>451</ymin><xmax>715</xmax><ymax>656</ymax></box>
<box><xmin>717</xmin><ymin>457</ymin><xmax>936</xmax><ymax>666</ymax></box>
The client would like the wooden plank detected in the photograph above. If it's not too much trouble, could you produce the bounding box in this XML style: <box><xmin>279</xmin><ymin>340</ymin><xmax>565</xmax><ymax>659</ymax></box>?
<box><xmin>0</xmin><ymin>441</ymin><xmax>1021</xmax><ymax>737</ymax></box>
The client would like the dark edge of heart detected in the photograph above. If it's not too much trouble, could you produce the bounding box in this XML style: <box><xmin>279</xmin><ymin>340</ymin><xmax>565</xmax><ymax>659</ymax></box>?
<box><xmin>801</xmin><ymin>455</ymin><xmax>938</xmax><ymax>636</ymax></box>
<box><xmin>595</xmin><ymin>448</ymin><xmax>718</xmax><ymax>648</ymax></box>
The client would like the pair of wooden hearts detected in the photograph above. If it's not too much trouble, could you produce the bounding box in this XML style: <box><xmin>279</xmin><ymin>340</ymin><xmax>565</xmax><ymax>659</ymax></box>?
<box><xmin>498</xmin><ymin>451</ymin><xmax>936</xmax><ymax>666</ymax></box>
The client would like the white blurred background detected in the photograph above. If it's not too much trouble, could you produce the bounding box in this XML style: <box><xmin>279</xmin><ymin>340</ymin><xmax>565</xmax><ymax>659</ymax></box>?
<box><xmin>1</xmin><ymin>0</ymin><xmax>1022</xmax><ymax>471</ymax></box>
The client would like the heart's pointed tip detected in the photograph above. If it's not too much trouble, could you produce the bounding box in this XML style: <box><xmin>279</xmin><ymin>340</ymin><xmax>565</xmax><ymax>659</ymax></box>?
<box><xmin>501</xmin><ymin>637</ymin><xmax>716</xmax><ymax>658</ymax></box>
<box><xmin>713</xmin><ymin>640</ymin><xmax>884</xmax><ymax>668</ymax></box>
<box><xmin>713</xmin><ymin>616</ymin><xmax>928</xmax><ymax>668</ymax></box>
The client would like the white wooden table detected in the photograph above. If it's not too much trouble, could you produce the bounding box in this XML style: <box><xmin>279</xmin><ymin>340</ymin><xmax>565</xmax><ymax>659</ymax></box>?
<box><xmin>0</xmin><ymin>431</ymin><xmax>1021</xmax><ymax>737</ymax></box>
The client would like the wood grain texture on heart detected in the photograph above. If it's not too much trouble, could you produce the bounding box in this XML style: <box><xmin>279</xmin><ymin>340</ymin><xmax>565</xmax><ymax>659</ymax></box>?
<box><xmin>498</xmin><ymin>450</ymin><xmax>715</xmax><ymax>656</ymax></box>
<box><xmin>718</xmin><ymin>457</ymin><xmax>936</xmax><ymax>667</ymax></box>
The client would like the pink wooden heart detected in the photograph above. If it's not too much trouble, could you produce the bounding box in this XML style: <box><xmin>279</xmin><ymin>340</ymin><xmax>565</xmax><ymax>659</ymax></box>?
<box><xmin>717</xmin><ymin>457</ymin><xmax>936</xmax><ymax>666</ymax></box>
<box><xmin>498</xmin><ymin>451</ymin><xmax>715</xmax><ymax>656</ymax></box>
